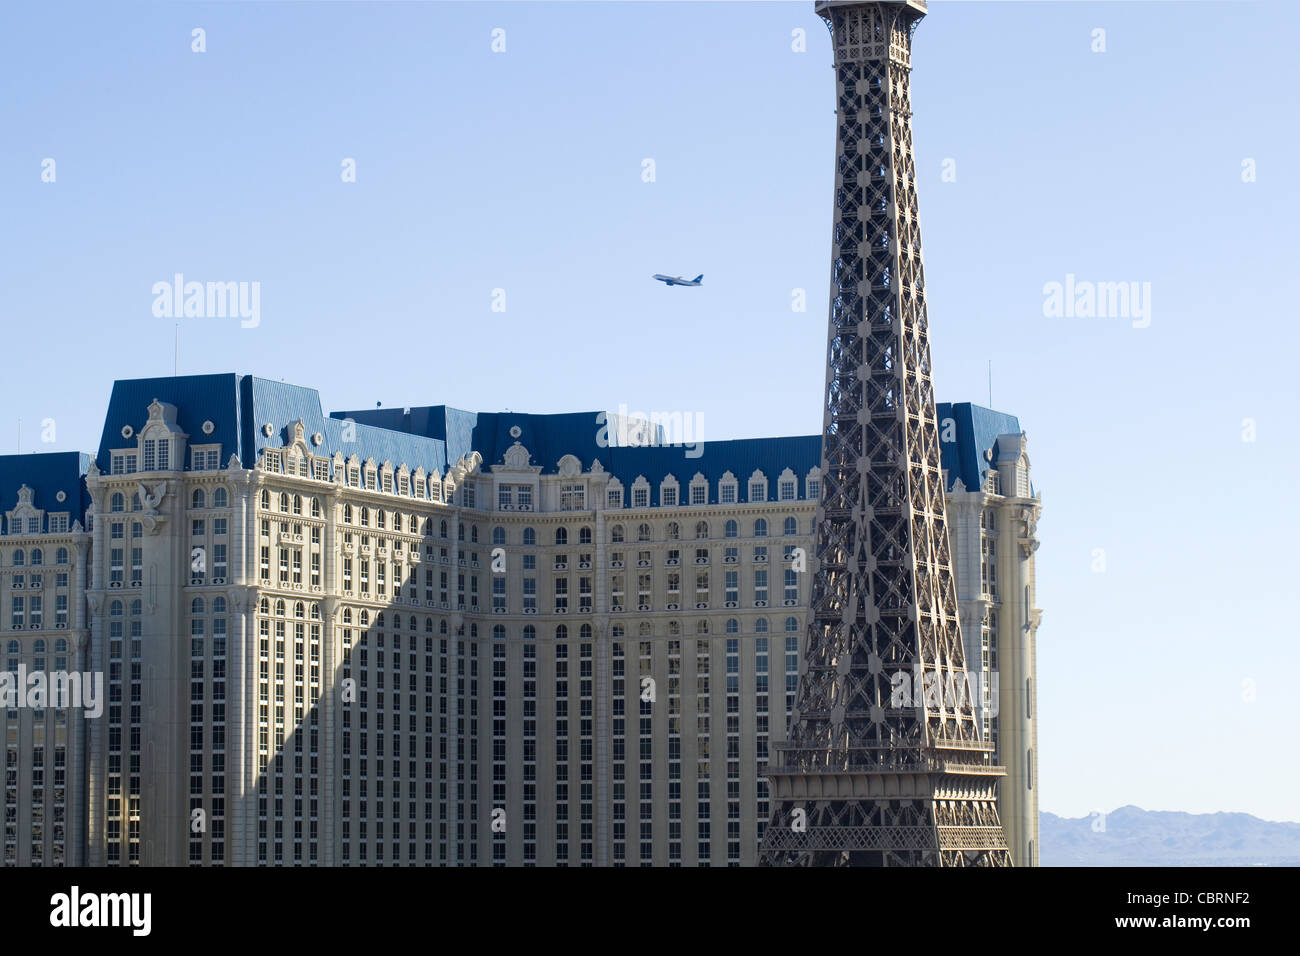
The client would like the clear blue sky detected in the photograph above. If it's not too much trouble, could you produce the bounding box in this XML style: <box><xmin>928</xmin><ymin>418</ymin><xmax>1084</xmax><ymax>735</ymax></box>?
<box><xmin>2</xmin><ymin>1</ymin><xmax>1297</xmax><ymax>822</ymax></box>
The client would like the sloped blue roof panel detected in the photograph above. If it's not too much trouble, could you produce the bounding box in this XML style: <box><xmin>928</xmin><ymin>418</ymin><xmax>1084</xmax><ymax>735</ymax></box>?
<box><xmin>936</xmin><ymin>402</ymin><xmax>1023</xmax><ymax>492</ymax></box>
<box><xmin>245</xmin><ymin>379</ymin><xmax>450</xmax><ymax>476</ymax></box>
<box><xmin>0</xmin><ymin>452</ymin><xmax>92</xmax><ymax>532</ymax></box>
<box><xmin>333</xmin><ymin>405</ymin><xmax>823</xmax><ymax>506</ymax></box>
<box><xmin>96</xmin><ymin>373</ymin><xmax>243</xmax><ymax>471</ymax></box>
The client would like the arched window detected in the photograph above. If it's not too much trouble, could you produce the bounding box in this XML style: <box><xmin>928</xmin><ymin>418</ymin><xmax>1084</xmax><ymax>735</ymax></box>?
<box><xmin>213</xmin><ymin>487</ymin><xmax>228</xmax><ymax>508</ymax></box>
<box><xmin>6</xmin><ymin>640</ymin><xmax>17</xmax><ymax>654</ymax></box>
<box><xmin>492</xmin><ymin>527</ymin><xmax>506</xmax><ymax>546</ymax></box>
<box><xmin>696</xmin><ymin>619</ymin><xmax>709</xmax><ymax>635</ymax></box>
<box><xmin>343</xmin><ymin>504</ymin><xmax>353</xmax><ymax>524</ymax></box>
<box><xmin>726</xmin><ymin>618</ymin><xmax>739</xmax><ymax>634</ymax></box>
<box><xmin>555</xmin><ymin>527</ymin><xmax>568</xmax><ymax>546</ymax></box>
<box><xmin>359</xmin><ymin>610</ymin><xmax>369</xmax><ymax>627</ymax></box>
<box><xmin>132</xmin><ymin>493</ymin><xmax>141</xmax><ymax>511</ymax></box>
<box><xmin>440</xmin><ymin>620</ymin><xmax>449</xmax><ymax>635</ymax></box>
<box><xmin>785</xmin><ymin>616</ymin><xmax>799</xmax><ymax>632</ymax></box>
<box><xmin>30</xmin><ymin>549</ymin><xmax>42</xmax><ymax>567</ymax></box>
<box><xmin>130</xmin><ymin>599</ymin><xmax>142</xmax><ymax>616</ymax></box>
<box><xmin>725</xmin><ymin>520</ymin><xmax>738</xmax><ymax>538</ymax></box>
<box><xmin>457</xmin><ymin>523</ymin><xmax>464</xmax><ymax>542</ymax></box>
<box><xmin>493</xmin><ymin>624</ymin><xmax>506</xmax><ymax>641</ymax></box>
<box><xmin>56</xmin><ymin>548</ymin><xmax>68</xmax><ymax>565</ymax></box>
<box><xmin>279</xmin><ymin>492</ymin><xmax>289</xmax><ymax>513</ymax></box>
<box><xmin>259</xmin><ymin>489</ymin><xmax>270</xmax><ymax>510</ymax></box>
<box><xmin>580</xmin><ymin>623</ymin><xmax>592</xmax><ymax>640</ymax></box>
<box><xmin>376</xmin><ymin>509</ymin><xmax>386</xmax><ymax>529</ymax></box>
<box><xmin>754</xmin><ymin>518</ymin><xmax>768</xmax><ymax>537</ymax></box>
<box><xmin>440</xmin><ymin>520</ymin><xmax>449</xmax><ymax>538</ymax></box>
<box><xmin>522</xmin><ymin>624</ymin><xmax>535</xmax><ymax>640</ymax></box>
<box><xmin>424</xmin><ymin>618</ymin><xmax>433</xmax><ymax>633</ymax></box>
<box><xmin>191</xmin><ymin>598</ymin><xmax>205</xmax><ymax>615</ymax></box>
<box><xmin>213</xmin><ymin>597</ymin><xmax>227</xmax><ymax>614</ymax></box>
<box><xmin>579</xmin><ymin>527</ymin><xmax>592</xmax><ymax>545</ymax></box>
<box><xmin>470</xmin><ymin>525</ymin><xmax>478</xmax><ymax>544</ymax></box>
<box><xmin>523</xmin><ymin>527</ymin><xmax>536</xmax><ymax>546</ymax></box>
<box><xmin>755</xmin><ymin>617</ymin><xmax>769</xmax><ymax>633</ymax></box>
<box><xmin>695</xmin><ymin>521</ymin><xmax>709</xmax><ymax>539</ymax></box>
<box><xmin>667</xmin><ymin>522</ymin><xmax>680</xmax><ymax>540</ymax></box>
<box><xmin>109</xmin><ymin>600</ymin><xmax>123</xmax><ymax>617</ymax></box>
<box><xmin>294</xmin><ymin>602</ymin><xmax>305</xmax><ymax>619</ymax></box>
<box><xmin>610</xmin><ymin>525</ymin><xmax>624</xmax><ymax>544</ymax></box>
<box><xmin>110</xmin><ymin>493</ymin><xmax>125</xmax><ymax>513</ymax></box>
<box><xmin>636</xmin><ymin>523</ymin><xmax>651</xmax><ymax>542</ymax></box>
<box><xmin>342</xmin><ymin>608</ymin><xmax>353</xmax><ymax>625</ymax></box>
<box><xmin>275</xmin><ymin>599</ymin><xmax>286</xmax><ymax>616</ymax></box>
<box><xmin>360</xmin><ymin>507</ymin><xmax>369</xmax><ymax>527</ymax></box>
<box><xmin>292</xmin><ymin>494</ymin><xmax>302</xmax><ymax>515</ymax></box>
<box><xmin>192</xmin><ymin>489</ymin><xmax>205</xmax><ymax>509</ymax></box>
<box><xmin>555</xmin><ymin>625</ymin><xmax>568</xmax><ymax>640</ymax></box>
<box><xmin>310</xmin><ymin>603</ymin><xmax>320</xmax><ymax>620</ymax></box>
<box><xmin>12</xmin><ymin>550</ymin><xmax>24</xmax><ymax>567</ymax></box>
<box><xmin>311</xmin><ymin>497</ymin><xmax>321</xmax><ymax>518</ymax></box>
<box><xmin>783</xmin><ymin>516</ymin><xmax>797</xmax><ymax>536</ymax></box>
<box><xmin>55</xmin><ymin>638</ymin><xmax>67</xmax><ymax>653</ymax></box>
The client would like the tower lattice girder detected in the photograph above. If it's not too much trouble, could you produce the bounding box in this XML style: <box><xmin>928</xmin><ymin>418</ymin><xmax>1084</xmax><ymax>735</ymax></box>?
<box><xmin>758</xmin><ymin>0</ymin><xmax>1012</xmax><ymax>867</ymax></box>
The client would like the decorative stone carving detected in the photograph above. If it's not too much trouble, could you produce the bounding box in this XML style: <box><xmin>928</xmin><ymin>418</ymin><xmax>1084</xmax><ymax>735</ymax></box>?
<box><xmin>502</xmin><ymin>442</ymin><xmax>531</xmax><ymax>469</ymax></box>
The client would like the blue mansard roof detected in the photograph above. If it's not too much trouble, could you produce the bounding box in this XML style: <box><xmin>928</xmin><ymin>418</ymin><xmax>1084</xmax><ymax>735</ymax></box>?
<box><xmin>96</xmin><ymin>375</ymin><xmax>453</xmax><ymax>477</ymax></box>
<box><xmin>0</xmin><ymin>452</ymin><xmax>92</xmax><ymax>533</ymax></box>
<box><xmin>91</xmin><ymin>375</ymin><xmax>1023</xmax><ymax>504</ymax></box>
<box><xmin>936</xmin><ymin>402</ymin><xmax>1024</xmax><ymax>493</ymax></box>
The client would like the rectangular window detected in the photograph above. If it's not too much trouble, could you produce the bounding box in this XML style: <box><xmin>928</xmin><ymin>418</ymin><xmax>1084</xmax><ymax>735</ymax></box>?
<box><xmin>633</xmin><ymin>488</ymin><xmax>648</xmax><ymax>508</ymax></box>
<box><xmin>560</xmin><ymin>485</ymin><xmax>585</xmax><ymax>512</ymax></box>
<box><xmin>749</xmin><ymin>482</ymin><xmax>764</xmax><ymax>501</ymax></box>
<box><xmin>157</xmin><ymin>441</ymin><xmax>169</xmax><ymax>471</ymax></box>
<box><xmin>754</xmin><ymin>569</ymin><xmax>768</xmax><ymax>604</ymax></box>
<box><xmin>662</xmin><ymin>486</ymin><xmax>678</xmax><ymax>507</ymax></box>
<box><xmin>780</xmin><ymin>480</ymin><xmax>795</xmax><ymax>501</ymax></box>
<box><xmin>691</xmin><ymin>485</ymin><xmax>706</xmax><ymax>505</ymax></box>
<box><xmin>720</xmin><ymin>484</ymin><xmax>736</xmax><ymax>504</ymax></box>
<box><xmin>214</xmin><ymin>544</ymin><xmax>228</xmax><ymax>580</ymax></box>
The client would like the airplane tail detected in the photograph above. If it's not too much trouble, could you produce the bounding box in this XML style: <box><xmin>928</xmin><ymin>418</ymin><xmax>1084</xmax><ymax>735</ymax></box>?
<box><xmin>693</xmin><ymin>274</ymin><xmax>703</xmax><ymax>284</ymax></box>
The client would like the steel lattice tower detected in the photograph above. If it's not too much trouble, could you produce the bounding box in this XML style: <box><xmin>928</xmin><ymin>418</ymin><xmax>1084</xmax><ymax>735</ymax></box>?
<box><xmin>757</xmin><ymin>0</ymin><xmax>1012</xmax><ymax>867</ymax></box>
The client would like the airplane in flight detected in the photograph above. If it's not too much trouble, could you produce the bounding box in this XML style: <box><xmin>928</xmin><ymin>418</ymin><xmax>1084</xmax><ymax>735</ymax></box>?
<box><xmin>652</xmin><ymin>273</ymin><xmax>703</xmax><ymax>287</ymax></box>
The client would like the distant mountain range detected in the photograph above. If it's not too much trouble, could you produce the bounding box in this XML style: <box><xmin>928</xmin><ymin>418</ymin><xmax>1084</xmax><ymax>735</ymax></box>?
<box><xmin>1040</xmin><ymin>805</ymin><xmax>1300</xmax><ymax>866</ymax></box>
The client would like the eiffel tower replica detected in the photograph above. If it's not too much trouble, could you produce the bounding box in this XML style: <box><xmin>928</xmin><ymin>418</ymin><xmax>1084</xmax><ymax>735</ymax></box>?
<box><xmin>757</xmin><ymin>0</ymin><xmax>1012</xmax><ymax>867</ymax></box>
